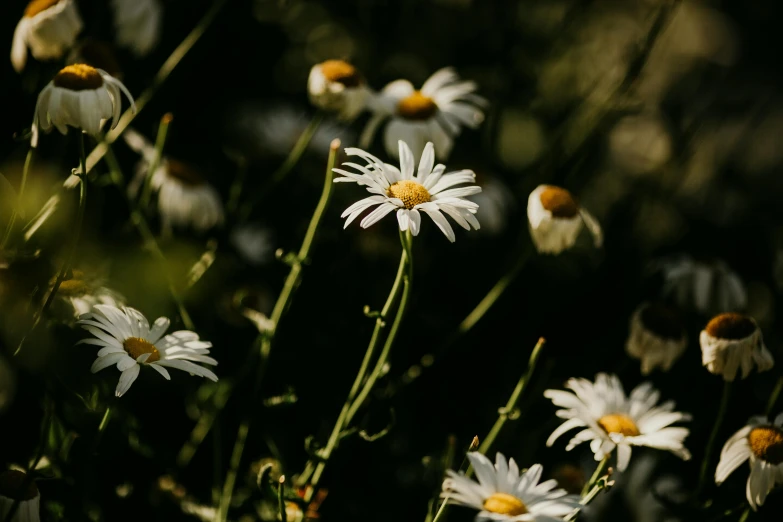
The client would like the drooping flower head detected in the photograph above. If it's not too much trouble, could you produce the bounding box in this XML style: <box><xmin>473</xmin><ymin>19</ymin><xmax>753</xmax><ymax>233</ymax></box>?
<box><xmin>527</xmin><ymin>185</ymin><xmax>602</xmax><ymax>254</ymax></box>
<box><xmin>48</xmin><ymin>268</ymin><xmax>125</xmax><ymax>319</ymax></box>
<box><xmin>333</xmin><ymin>140</ymin><xmax>481</xmax><ymax>242</ymax></box>
<box><xmin>308</xmin><ymin>60</ymin><xmax>370</xmax><ymax>121</ymax></box>
<box><xmin>626</xmin><ymin>302</ymin><xmax>687</xmax><ymax>375</ymax></box>
<box><xmin>700</xmin><ymin>312</ymin><xmax>773</xmax><ymax>381</ymax></box>
<box><xmin>11</xmin><ymin>0</ymin><xmax>83</xmax><ymax>72</ymax></box>
<box><xmin>362</xmin><ymin>67</ymin><xmax>487</xmax><ymax>160</ymax></box>
<box><xmin>716</xmin><ymin>414</ymin><xmax>783</xmax><ymax>510</ymax></box>
<box><xmin>0</xmin><ymin>470</ymin><xmax>40</xmax><ymax>522</ymax></box>
<box><xmin>544</xmin><ymin>373</ymin><xmax>691</xmax><ymax>471</ymax></box>
<box><xmin>32</xmin><ymin>64</ymin><xmax>135</xmax><ymax>147</ymax></box>
<box><xmin>442</xmin><ymin>452</ymin><xmax>580</xmax><ymax>521</ymax></box>
<box><xmin>77</xmin><ymin>305</ymin><xmax>218</xmax><ymax>397</ymax></box>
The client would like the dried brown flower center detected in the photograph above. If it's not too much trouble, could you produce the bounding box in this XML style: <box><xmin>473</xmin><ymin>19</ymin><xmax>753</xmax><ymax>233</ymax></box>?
<box><xmin>640</xmin><ymin>302</ymin><xmax>685</xmax><ymax>340</ymax></box>
<box><xmin>748</xmin><ymin>426</ymin><xmax>783</xmax><ymax>464</ymax></box>
<box><xmin>320</xmin><ymin>60</ymin><xmax>363</xmax><ymax>88</ymax></box>
<box><xmin>0</xmin><ymin>470</ymin><xmax>38</xmax><ymax>501</ymax></box>
<box><xmin>483</xmin><ymin>493</ymin><xmax>528</xmax><ymax>515</ymax></box>
<box><xmin>123</xmin><ymin>337</ymin><xmax>160</xmax><ymax>363</ymax></box>
<box><xmin>598</xmin><ymin>414</ymin><xmax>640</xmax><ymax>437</ymax></box>
<box><xmin>387</xmin><ymin>180</ymin><xmax>430</xmax><ymax>209</ymax></box>
<box><xmin>539</xmin><ymin>186</ymin><xmax>579</xmax><ymax>218</ymax></box>
<box><xmin>166</xmin><ymin>159</ymin><xmax>205</xmax><ymax>186</ymax></box>
<box><xmin>397</xmin><ymin>91</ymin><xmax>438</xmax><ymax>121</ymax></box>
<box><xmin>24</xmin><ymin>0</ymin><xmax>60</xmax><ymax>17</ymax></box>
<box><xmin>705</xmin><ymin>313</ymin><xmax>756</xmax><ymax>340</ymax></box>
<box><xmin>53</xmin><ymin>64</ymin><xmax>103</xmax><ymax>91</ymax></box>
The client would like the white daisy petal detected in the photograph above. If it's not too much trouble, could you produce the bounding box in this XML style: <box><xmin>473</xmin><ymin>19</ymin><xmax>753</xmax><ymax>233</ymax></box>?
<box><xmin>115</xmin><ymin>364</ymin><xmax>140</xmax><ymax>397</ymax></box>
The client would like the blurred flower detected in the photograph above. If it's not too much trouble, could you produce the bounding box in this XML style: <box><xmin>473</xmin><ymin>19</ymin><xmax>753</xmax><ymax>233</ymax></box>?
<box><xmin>0</xmin><ymin>357</ymin><xmax>15</xmax><ymax>414</ymax></box>
<box><xmin>11</xmin><ymin>0</ymin><xmax>83</xmax><ymax>73</ymax></box>
<box><xmin>469</xmin><ymin>175</ymin><xmax>514</xmax><ymax>235</ymax></box>
<box><xmin>334</xmin><ymin>141</ymin><xmax>481</xmax><ymax>242</ymax></box>
<box><xmin>527</xmin><ymin>185</ymin><xmax>602</xmax><ymax>254</ymax></box>
<box><xmin>700</xmin><ymin>312</ymin><xmax>773</xmax><ymax>381</ymax></box>
<box><xmin>544</xmin><ymin>373</ymin><xmax>691</xmax><ymax>471</ymax></box>
<box><xmin>441</xmin><ymin>452</ymin><xmax>579</xmax><ymax>521</ymax></box>
<box><xmin>716</xmin><ymin>413</ymin><xmax>783</xmax><ymax>510</ymax></box>
<box><xmin>0</xmin><ymin>470</ymin><xmax>40</xmax><ymax>522</ymax></box>
<box><xmin>625</xmin><ymin>302</ymin><xmax>687</xmax><ymax>375</ymax></box>
<box><xmin>111</xmin><ymin>0</ymin><xmax>162</xmax><ymax>57</ymax></box>
<box><xmin>654</xmin><ymin>256</ymin><xmax>747</xmax><ymax>316</ymax></box>
<box><xmin>362</xmin><ymin>67</ymin><xmax>486</xmax><ymax>160</ymax></box>
<box><xmin>308</xmin><ymin>60</ymin><xmax>370</xmax><ymax>120</ymax></box>
<box><xmin>67</xmin><ymin>39</ymin><xmax>123</xmax><ymax>79</ymax></box>
<box><xmin>125</xmin><ymin>129</ymin><xmax>224</xmax><ymax>232</ymax></box>
<box><xmin>47</xmin><ymin>269</ymin><xmax>125</xmax><ymax>320</ymax></box>
<box><xmin>608</xmin><ymin>114</ymin><xmax>672</xmax><ymax>176</ymax></box>
<box><xmin>230</xmin><ymin>224</ymin><xmax>274</xmax><ymax>265</ymax></box>
<box><xmin>32</xmin><ymin>64</ymin><xmax>134</xmax><ymax>148</ymax></box>
<box><xmin>77</xmin><ymin>305</ymin><xmax>218</xmax><ymax>397</ymax></box>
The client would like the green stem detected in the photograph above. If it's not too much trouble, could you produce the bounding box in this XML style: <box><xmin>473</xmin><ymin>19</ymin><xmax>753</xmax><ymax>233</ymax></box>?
<box><xmin>216</xmin><ymin>140</ymin><xmax>340</xmax><ymax>521</ymax></box>
<box><xmin>1</xmin><ymin>148</ymin><xmax>33</xmax><ymax>249</ymax></box>
<box><xmin>305</xmin><ymin>231</ymin><xmax>413</xmax><ymax>494</ymax></box>
<box><xmin>476</xmin><ymin>337</ymin><xmax>546</xmax><ymax>456</ymax></box>
<box><xmin>237</xmin><ymin>112</ymin><xmax>324</xmax><ymax>222</ymax></box>
<box><xmin>582</xmin><ymin>454</ymin><xmax>611</xmax><ymax>497</ymax></box>
<box><xmin>431</xmin><ymin>437</ymin><xmax>480</xmax><ymax>522</ymax></box>
<box><xmin>738</xmin><ymin>507</ymin><xmax>751</xmax><ymax>522</ymax></box>
<box><xmin>278</xmin><ymin>477</ymin><xmax>288</xmax><ymax>522</ymax></box>
<box><xmin>139</xmin><ymin>113</ymin><xmax>173</xmax><ymax>210</ymax></box>
<box><xmin>698</xmin><ymin>381</ymin><xmax>732</xmax><ymax>499</ymax></box>
<box><xmin>92</xmin><ymin>405</ymin><xmax>112</xmax><ymax>453</ymax></box>
<box><xmin>766</xmin><ymin>376</ymin><xmax>783</xmax><ymax>416</ymax></box>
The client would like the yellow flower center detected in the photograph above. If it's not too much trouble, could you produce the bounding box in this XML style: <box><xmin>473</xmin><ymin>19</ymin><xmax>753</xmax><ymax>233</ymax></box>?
<box><xmin>748</xmin><ymin>426</ymin><xmax>783</xmax><ymax>464</ymax></box>
<box><xmin>0</xmin><ymin>470</ymin><xmax>38</xmax><ymax>501</ymax></box>
<box><xmin>166</xmin><ymin>159</ymin><xmax>205</xmax><ymax>186</ymax></box>
<box><xmin>53</xmin><ymin>64</ymin><xmax>104</xmax><ymax>91</ymax></box>
<box><xmin>640</xmin><ymin>302</ymin><xmax>685</xmax><ymax>340</ymax></box>
<box><xmin>50</xmin><ymin>269</ymin><xmax>89</xmax><ymax>296</ymax></box>
<box><xmin>483</xmin><ymin>493</ymin><xmax>528</xmax><ymax>516</ymax></box>
<box><xmin>397</xmin><ymin>91</ymin><xmax>438</xmax><ymax>121</ymax></box>
<box><xmin>387</xmin><ymin>180</ymin><xmax>431</xmax><ymax>209</ymax></box>
<box><xmin>320</xmin><ymin>60</ymin><xmax>363</xmax><ymax>88</ymax></box>
<box><xmin>539</xmin><ymin>186</ymin><xmax>579</xmax><ymax>218</ymax></box>
<box><xmin>598</xmin><ymin>414</ymin><xmax>640</xmax><ymax>437</ymax></box>
<box><xmin>24</xmin><ymin>0</ymin><xmax>60</xmax><ymax>17</ymax></box>
<box><xmin>705</xmin><ymin>313</ymin><xmax>757</xmax><ymax>340</ymax></box>
<box><xmin>123</xmin><ymin>337</ymin><xmax>161</xmax><ymax>363</ymax></box>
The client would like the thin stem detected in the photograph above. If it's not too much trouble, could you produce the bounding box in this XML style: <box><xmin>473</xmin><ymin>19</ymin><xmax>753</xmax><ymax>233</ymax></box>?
<box><xmin>582</xmin><ymin>454</ymin><xmax>611</xmax><ymax>497</ymax></box>
<box><xmin>139</xmin><ymin>113</ymin><xmax>173</xmax><ymax>210</ymax></box>
<box><xmin>278</xmin><ymin>477</ymin><xmax>287</xmax><ymax>522</ymax></box>
<box><xmin>216</xmin><ymin>421</ymin><xmax>248</xmax><ymax>521</ymax></box>
<box><xmin>92</xmin><ymin>405</ymin><xmax>113</xmax><ymax>453</ymax></box>
<box><xmin>237</xmin><ymin>111</ymin><xmax>324</xmax><ymax>222</ymax></box>
<box><xmin>738</xmin><ymin>507</ymin><xmax>751</xmax><ymax>522</ymax></box>
<box><xmin>698</xmin><ymin>381</ymin><xmax>732</xmax><ymax>499</ymax></box>
<box><xmin>476</xmin><ymin>337</ymin><xmax>546</xmax><ymax>456</ymax></box>
<box><xmin>1</xmin><ymin>147</ymin><xmax>33</xmax><ymax>248</ymax></box>
<box><xmin>766</xmin><ymin>376</ymin><xmax>783</xmax><ymax>416</ymax></box>
<box><xmin>430</xmin><ymin>437</ymin><xmax>478</xmax><ymax>522</ymax></box>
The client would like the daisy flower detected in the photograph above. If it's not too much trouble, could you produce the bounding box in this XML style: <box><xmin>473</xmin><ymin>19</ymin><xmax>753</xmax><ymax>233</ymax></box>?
<box><xmin>32</xmin><ymin>64</ymin><xmax>135</xmax><ymax>147</ymax></box>
<box><xmin>111</xmin><ymin>0</ymin><xmax>162</xmax><ymax>57</ymax></box>
<box><xmin>308</xmin><ymin>60</ymin><xmax>370</xmax><ymax>121</ymax></box>
<box><xmin>625</xmin><ymin>302</ymin><xmax>687</xmax><ymax>375</ymax></box>
<box><xmin>333</xmin><ymin>140</ymin><xmax>481</xmax><ymax>242</ymax></box>
<box><xmin>11</xmin><ymin>0</ymin><xmax>83</xmax><ymax>73</ymax></box>
<box><xmin>700</xmin><ymin>312</ymin><xmax>773</xmax><ymax>381</ymax></box>
<box><xmin>654</xmin><ymin>256</ymin><xmax>747</xmax><ymax>316</ymax></box>
<box><xmin>527</xmin><ymin>185</ymin><xmax>602</xmax><ymax>254</ymax></box>
<box><xmin>544</xmin><ymin>373</ymin><xmax>692</xmax><ymax>471</ymax></box>
<box><xmin>442</xmin><ymin>452</ymin><xmax>580</xmax><ymax>521</ymax></box>
<box><xmin>0</xmin><ymin>470</ymin><xmax>40</xmax><ymax>522</ymax></box>
<box><xmin>361</xmin><ymin>67</ymin><xmax>487</xmax><ymax>160</ymax></box>
<box><xmin>716</xmin><ymin>413</ymin><xmax>783</xmax><ymax>510</ymax></box>
<box><xmin>77</xmin><ymin>305</ymin><xmax>218</xmax><ymax>397</ymax></box>
<box><xmin>48</xmin><ymin>268</ymin><xmax>125</xmax><ymax>319</ymax></box>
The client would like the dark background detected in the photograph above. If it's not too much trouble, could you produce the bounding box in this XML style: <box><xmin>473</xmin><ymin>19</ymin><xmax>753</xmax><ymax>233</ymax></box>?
<box><xmin>2</xmin><ymin>0</ymin><xmax>783</xmax><ymax>520</ymax></box>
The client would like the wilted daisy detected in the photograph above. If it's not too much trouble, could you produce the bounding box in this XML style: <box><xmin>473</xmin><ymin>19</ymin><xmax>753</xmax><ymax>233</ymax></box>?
<box><xmin>47</xmin><ymin>269</ymin><xmax>125</xmax><ymax>319</ymax></box>
<box><xmin>32</xmin><ymin>64</ymin><xmax>135</xmax><ymax>147</ymax></box>
<box><xmin>700</xmin><ymin>312</ymin><xmax>773</xmax><ymax>381</ymax></box>
<box><xmin>441</xmin><ymin>452</ymin><xmax>580</xmax><ymax>521</ymax></box>
<box><xmin>111</xmin><ymin>0</ymin><xmax>162</xmax><ymax>56</ymax></box>
<box><xmin>0</xmin><ymin>470</ymin><xmax>40</xmax><ymax>522</ymax></box>
<box><xmin>625</xmin><ymin>302</ymin><xmax>687</xmax><ymax>375</ymax></box>
<box><xmin>654</xmin><ymin>256</ymin><xmax>747</xmax><ymax>315</ymax></box>
<box><xmin>77</xmin><ymin>305</ymin><xmax>218</xmax><ymax>397</ymax></box>
<box><xmin>362</xmin><ymin>67</ymin><xmax>487</xmax><ymax>160</ymax></box>
<box><xmin>716</xmin><ymin>413</ymin><xmax>783</xmax><ymax>510</ymax></box>
<box><xmin>544</xmin><ymin>373</ymin><xmax>692</xmax><ymax>471</ymax></box>
<box><xmin>308</xmin><ymin>60</ymin><xmax>370</xmax><ymax>120</ymax></box>
<box><xmin>334</xmin><ymin>140</ymin><xmax>481</xmax><ymax>242</ymax></box>
<box><xmin>11</xmin><ymin>0</ymin><xmax>83</xmax><ymax>73</ymax></box>
<box><xmin>527</xmin><ymin>185</ymin><xmax>602</xmax><ymax>254</ymax></box>
<box><xmin>124</xmin><ymin>129</ymin><xmax>224</xmax><ymax>232</ymax></box>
